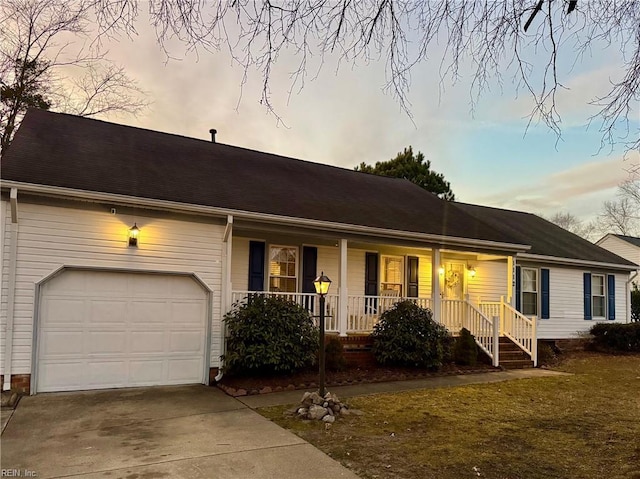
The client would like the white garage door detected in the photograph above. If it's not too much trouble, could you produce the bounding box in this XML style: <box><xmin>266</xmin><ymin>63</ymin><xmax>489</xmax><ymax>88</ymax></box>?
<box><xmin>37</xmin><ymin>270</ymin><xmax>208</xmax><ymax>393</ymax></box>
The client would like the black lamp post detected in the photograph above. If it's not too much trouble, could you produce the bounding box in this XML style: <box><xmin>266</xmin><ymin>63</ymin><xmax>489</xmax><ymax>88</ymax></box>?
<box><xmin>313</xmin><ymin>271</ymin><xmax>332</xmax><ymax>397</ymax></box>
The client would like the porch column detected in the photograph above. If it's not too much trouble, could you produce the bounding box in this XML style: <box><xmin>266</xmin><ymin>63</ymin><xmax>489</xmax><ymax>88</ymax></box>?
<box><xmin>431</xmin><ymin>248</ymin><xmax>441</xmax><ymax>322</ymax></box>
<box><xmin>338</xmin><ymin>238</ymin><xmax>348</xmax><ymax>337</ymax></box>
<box><xmin>219</xmin><ymin>215</ymin><xmax>233</xmax><ymax>377</ymax></box>
<box><xmin>507</xmin><ymin>255</ymin><xmax>516</xmax><ymax>308</ymax></box>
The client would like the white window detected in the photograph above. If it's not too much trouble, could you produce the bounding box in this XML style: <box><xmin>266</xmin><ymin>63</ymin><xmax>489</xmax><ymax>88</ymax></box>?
<box><xmin>269</xmin><ymin>246</ymin><xmax>298</xmax><ymax>292</ymax></box>
<box><xmin>522</xmin><ymin>268</ymin><xmax>538</xmax><ymax>316</ymax></box>
<box><xmin>592</xmin><ymin>274</ymin><xmax>606</xmax><ymax>318</ymax></box>
<box><xmin>381</xmin><ymin>255</ymin><xmax>404</xmax><ymax>295</ymax></box>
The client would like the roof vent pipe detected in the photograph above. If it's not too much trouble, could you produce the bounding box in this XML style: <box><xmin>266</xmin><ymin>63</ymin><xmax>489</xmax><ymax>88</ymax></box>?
<box><xmin>209</xmin><ymin>129</ymin><xmax>217</xmax><ymax>143</ymax></box>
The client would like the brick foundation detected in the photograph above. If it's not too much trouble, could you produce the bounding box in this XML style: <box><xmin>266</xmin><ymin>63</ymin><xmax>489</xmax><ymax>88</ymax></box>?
<box><xmin>333</xmin><ymin>335</ymin><xmax>376</xmax><ymax>368</ymax></box>
<box><xmin>0</xmin><ymin>374</ymin><xmax>31</xmax><ymax>394</ymax></box>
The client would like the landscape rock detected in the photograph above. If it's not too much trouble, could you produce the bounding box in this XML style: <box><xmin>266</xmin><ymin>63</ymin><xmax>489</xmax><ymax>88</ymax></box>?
<box><xmin>322</xmin><ymin>414</ymin><xmax>336</xmax><ymax>423</ymax></box>
<box><xmin>308</xmin><ymin>404</ymin><xmax>329</xmax><ymax>420</ymax></box>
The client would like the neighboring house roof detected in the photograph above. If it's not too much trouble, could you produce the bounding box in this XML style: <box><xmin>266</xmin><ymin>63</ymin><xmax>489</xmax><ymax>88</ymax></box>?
<box><xmin>453</xmin><ymin>203</ymin><xmax>637</xmax><ymax>267</ymax></box>
<box><xmin>0</xmin><ymin>109</ymin><xmax>520</xmax><ymax>247</ymax></box>
<box><xmin>1</xmin><ymin>109</ymin><xmax>635</xmax><ymax>268</ymax></box>
<box><xmin>611</xmin><ymin>234</ymin><xmax>640</xmax><ymax>248</ymax></box>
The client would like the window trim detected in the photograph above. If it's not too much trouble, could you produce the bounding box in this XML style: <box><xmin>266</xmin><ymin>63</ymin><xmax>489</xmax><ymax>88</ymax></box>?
<box><xmin>521</xmin><ymin>267</ymin><xmax>539</xmax><ymax>317</ymax></box>
<box><xmin>380</xmin><ymin>254</ymin><xmax>404</xmax><ymax>296</ymax></box>
<box><xmin>591</xmin><ymin>273</ymin><xmax>606</xmax><ymax>319</ymax></box>
<box><xmin>268</xmin><ymin>244</ymin><xmax>299</xmax><ymax>293</ymax></box>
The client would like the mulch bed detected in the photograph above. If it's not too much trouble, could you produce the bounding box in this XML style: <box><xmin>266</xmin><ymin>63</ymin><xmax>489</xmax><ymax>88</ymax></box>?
<box><xmin>216</xmin><ymin>362</ymin><xmax>500</xmax><ymax>397</ymax></box>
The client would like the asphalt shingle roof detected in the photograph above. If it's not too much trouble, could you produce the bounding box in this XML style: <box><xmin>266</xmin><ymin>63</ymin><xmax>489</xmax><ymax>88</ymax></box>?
<box><xmin>1</xmin><ymin>109</ymin><xmax>634</xmax><ymax>267</ymax></box>
<box><xmin>0</xmin><ymin>109</ymin><xmax>517</xmax><ymax>246</ymax></box>
<box><xmin>454</xmin><ymin>202</ymin><xmax>636</xmax><ymax>266</ymax></box>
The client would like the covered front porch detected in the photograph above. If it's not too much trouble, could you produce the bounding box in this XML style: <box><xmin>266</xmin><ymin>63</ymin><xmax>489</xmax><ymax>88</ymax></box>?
<box><xmin>221</xmin><ymin>220</ymin><xmax>537</xmax><ymax>367</ymax></box>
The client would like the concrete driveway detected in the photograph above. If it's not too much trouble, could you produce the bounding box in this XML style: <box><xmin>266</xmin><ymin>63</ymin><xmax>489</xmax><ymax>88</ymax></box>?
<box><xmin>1</xmin><ymin>385</ymin><xmax>359</xmax><ymax>479</ymax></box>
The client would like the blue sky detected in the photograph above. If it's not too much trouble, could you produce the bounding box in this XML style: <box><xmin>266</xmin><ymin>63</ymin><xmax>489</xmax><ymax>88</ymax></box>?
<box><xmin>92</xmin><ymin>12</ymin><xmax>638</xmax><ymax>223</ymax></box>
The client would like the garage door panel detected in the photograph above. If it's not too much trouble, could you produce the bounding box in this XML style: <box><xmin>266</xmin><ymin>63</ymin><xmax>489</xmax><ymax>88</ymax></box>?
<box><xmin>130</xmin><ymin>331</ymin><xmax>165</xmax><ymax>353</ymax></box>
<box><xmin>38</xmin><ymin>270</ymin><xmax>208</xmax><ymax>392</ymax></box>
<box><xmin>172</xmin><ymin>301</ymin><xmax>206</xmax><ymax>321</ymax></box>
<box><xmin>131</xmin><ymin>300</ymin><xmax>170</xmax><ymax>323</ymax></box>
<box><xmin>44</xmin><ymin>298</ymin><xmax>85</xmax><ymax>324</ymax></box>
<box><xmin>40</xmin><ymin>330</ymin><xmax>84</xmax><ymax>356</ymax></box>
<box><xmin>167</xmin><ymin>358</ymin><xmax>203</xmax><ymax>381</ymax></box>
<box><xmin>90</xmin><ymin>300</ymin><xmax>127</xmax><ymax>323</ymax></box>
<box><xmin>39</xmin><ymin>361</ymin><xmax>85</xmax><ymax>391</ymax></box>
<box><xmin>87</xmin><ymin>331</ymin><xmax>128</xmax><ymax>354</ymax></box>
<box><xmin>169</xmin><ymin>331</ymin><xmax>204</xmax><ymax>353</ymax></box>
<box><xmin>129</xmin><ymin>360</ymin><xmax>164</xmax><ymax>383</ymax></box>
<box><xmin>86</xmin><ymin>360</ymin><xmax>129</xmax><ymax>386</ymax></box>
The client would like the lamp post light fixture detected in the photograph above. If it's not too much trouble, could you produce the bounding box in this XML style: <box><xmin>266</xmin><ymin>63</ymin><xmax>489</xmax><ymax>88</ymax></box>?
<box><xmin>313</xmin><ymin>271</ymin><xmax>332</xmax><ymax>397</ymax></box>
<box><xmin>128</xmin><ymin>223</ymin><xmax>140</xmax><ymax>247</ymax></box>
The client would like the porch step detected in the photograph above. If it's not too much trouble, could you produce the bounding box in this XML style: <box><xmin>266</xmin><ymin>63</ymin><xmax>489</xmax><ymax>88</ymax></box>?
<box><xmin>498</xmin><ymin>337</ymin><xmax>534</xmax><ymax>369</ymax></box>
<box><xmin>500</xmin><ymin>359</ymin><xmax>534</xmax><ymax>369</ymax></box>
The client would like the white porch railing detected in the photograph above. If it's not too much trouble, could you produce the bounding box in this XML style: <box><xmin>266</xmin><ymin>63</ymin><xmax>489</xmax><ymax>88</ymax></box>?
<box><xmin>442</xmin><ymin>299</ymin><xmax>498</xmax><ymax>366</ymax></box>
<box><xmin>346</xmin><ymin>296</ymin><xmax>432</xmax><ymax>333</ymax></box>
<box><xmin>230</xmin><ymin>291</ymin><xmax>340</xmax><ymax>332</ymax></box>
<box><xmin>480</xmin><ymin>298</ymin><xmax>537</xmax><ymax>366</ymax></box>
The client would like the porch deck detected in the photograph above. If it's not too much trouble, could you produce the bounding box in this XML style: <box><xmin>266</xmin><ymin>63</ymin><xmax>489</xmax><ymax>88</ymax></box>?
<box><xmin>229</xmin><ymin>291</ymin><xmax>537</xmax><ymax>367</ymax></box>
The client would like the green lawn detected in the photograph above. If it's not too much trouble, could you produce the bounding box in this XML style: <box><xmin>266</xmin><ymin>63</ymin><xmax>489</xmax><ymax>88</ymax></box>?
<box><xmin>259</xmin><ymin>353</ymin><xmax>640</xmax><ymax>479</ymax></box>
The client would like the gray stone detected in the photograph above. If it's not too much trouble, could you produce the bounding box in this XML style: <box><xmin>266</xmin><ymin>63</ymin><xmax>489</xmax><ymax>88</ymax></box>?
<box><xmin>296</xmin><ymin>407</ymin><xmax>308</xmax><ymax>417</ymax></box>
<box><xmin>300</xmin><ymin>392</ymin><xmax>313</xmax><ymax>407</ymax></box>
<box><xmin>322</xmin><ymin>414</ymin><xmax>335</xmax><ymax>423</ymax></box>
<box><xmin>322</xmin><ymin>401</ymin><xmax>329</xmax><ymax>408</ymax></box>
<box><xmin>308</xmin><ymin>404</ymin><xmax>328</xmax><ymax>420</ymax></box>
<box><xmin>340</xmin><ymin>407</ymin><xmax>350</xmax><ymax>416</ymax></box>
<box><xmin>326</xmin><ymin>408</ymin><xmax>334</xmax><ymax>417</ymax></box>
<box><xmin>310</xmin><ymin>392</ymin><xmax>323</xmax><ymax>405</ymax></box>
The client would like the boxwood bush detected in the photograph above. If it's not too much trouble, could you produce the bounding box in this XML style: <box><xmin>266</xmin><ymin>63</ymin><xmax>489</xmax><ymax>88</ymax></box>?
<box><xmin>453</xmin><ymin>328</ymin><xmax>478</xmax><ymax>366</ymax></box>
<box><xmin>589</xmin><ymin>322</ymin><xmax>640</xmax><ymax>352</ymax></box>
<box><xmin>371</xmin><ymin>300</ymin><xmax>452</xmax><ymax>369</ymax></box>
<box><xmin>222</xmin><ymin>295</ymin><xmax>318</xmax><ymax>375</ymax></box>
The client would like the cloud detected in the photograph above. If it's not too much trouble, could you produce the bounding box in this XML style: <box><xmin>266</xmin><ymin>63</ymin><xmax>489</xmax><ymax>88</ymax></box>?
<box><xmin>476</xmin><ymin>151</ymin><xmax>638</xmax><ymax>219</ymax></box>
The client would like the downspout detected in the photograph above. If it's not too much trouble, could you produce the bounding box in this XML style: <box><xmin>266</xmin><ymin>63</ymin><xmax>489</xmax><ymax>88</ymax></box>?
<box><xmin>626</xmin><ymin>271</ymin><xmax>638</xmax><ymax>324</ymax></box>
<box><xmin>215</xmin><ymin>214</ymin><xmax>233</xmax><ymax>382</ymax></box>
<box><xmin>3</xmin><ymin>188</ymin><xmax>18</xmax><ymax>391</ymax></box>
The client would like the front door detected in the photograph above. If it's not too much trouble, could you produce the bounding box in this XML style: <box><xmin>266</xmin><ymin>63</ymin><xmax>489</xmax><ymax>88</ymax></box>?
<box><xmin>442</xmin><ymin>262</ymin><xmax>465</xmax><ymax>300</ymax></box>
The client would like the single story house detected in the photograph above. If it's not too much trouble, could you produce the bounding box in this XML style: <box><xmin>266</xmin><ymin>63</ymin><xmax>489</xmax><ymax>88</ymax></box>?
<box><xmin>1</xmin><ymin>109</ymin><xmax>636</xmax><ymax>394</ymax></box>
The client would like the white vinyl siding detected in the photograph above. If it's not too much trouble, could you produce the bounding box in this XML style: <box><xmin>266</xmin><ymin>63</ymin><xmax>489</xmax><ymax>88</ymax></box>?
<box><xmin>0</xmin><ymin>200</ymin><xmax>224</xmax><ymax>376</ymax></box>
<box><xmin>596</xmin><ymin>236</ymin><xmax>640</xmax><ymax>270</ymax></box>
<box><xmin>467</xmin><ymin>259</ymin><xmax>508</xmax><ymax>303</ymax></box>
<box><xmin>537</xmin><ymin>267</ymin><xmax>628</xmax><ymax>339</ymax></box>
<box><xmin>231</xmin><ymin>237</ymin><xmax>251</xmax><ymax>291</ymax></box>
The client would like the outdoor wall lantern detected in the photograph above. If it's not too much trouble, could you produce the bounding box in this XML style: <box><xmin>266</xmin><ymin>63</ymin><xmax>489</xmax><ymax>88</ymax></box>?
<box><xmin>313</xmin><ymin>271</ymin><xmax>332</xmax><ymax>397</ymax></box>
<box><xmin>128</xmin><ymin>223</ymin><xmax>140</xmax><ymax>247</ymax></box>
<box><xmin>468</xmin><ymin>266</ymin><xmax>476</xmax><ymax>278</ymax></box>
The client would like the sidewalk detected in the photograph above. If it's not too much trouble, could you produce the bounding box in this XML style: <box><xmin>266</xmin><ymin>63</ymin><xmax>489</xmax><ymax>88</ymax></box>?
<box><xmin>237</xmin><ymin>368</ymin><xmax>570</xmax><ymax>409</ymax></box>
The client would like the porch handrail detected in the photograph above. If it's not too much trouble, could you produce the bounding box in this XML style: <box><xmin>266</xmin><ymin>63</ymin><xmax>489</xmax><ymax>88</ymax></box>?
<box><xmin>230</xmin><ymin>291</ymin><xmax>339</xmax><ymax>332</ymax></box>
<box><xmin>500</xmin><ymin>299</ymin><xmax>537</xmax><ymax>366</ymax></box>
<box><xmin>464</xmin><ymin>301</ymin><xmax>499</xmax><ymax>366</ymax></box>
<box><xmin>346</xmin><ymin>295</ymin><xmax>432</xmax><ymax>333</ymax></box>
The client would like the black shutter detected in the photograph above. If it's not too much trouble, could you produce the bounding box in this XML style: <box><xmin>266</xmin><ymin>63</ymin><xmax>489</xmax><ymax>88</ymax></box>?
<box><xmin>515</xmin><ymin>266</ymin><xmax>522</xmax><ymax>312</ymax></box>
<box><xmin>365</xmin><ymin>252</ymin><xmax>379</xmax><ymax>296</ymax></box>
<box><xmin>365</xmin><ymin>252</ymin><xmax>379</xmax><ymax>313</ymax></box>
<box><xmin>302</xmin><ymin>246</ymin><xmax>318</xmax><ymax>293</ymax></box>
<box><xmin>607</xmin><ymin>275</ymin><xmax>615</xmax><ymax>320</ymax></box>
<box><xmin>583</xmin><ymin>273</ymin><xmax>592</xmax><ymax>320</ymax></box>
<box><xmin>407</xmin><ymin>256</ymin><xmax>419</xmax><ymax>297</ymax></box>
<box><xmin>541</xmin><ymin>268</ymin><xmax>550</xmax><ymax>319</ymax></box>
<box><xmin>248</xmin><ymin>241</ymin><xmax>266</xmax><ymax>291</ymax></box>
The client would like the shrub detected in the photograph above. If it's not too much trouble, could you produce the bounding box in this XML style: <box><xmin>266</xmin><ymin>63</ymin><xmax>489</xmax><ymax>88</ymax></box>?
<box><xmin>453</xmin><ymin>328</ymin><xmax>478</xmax><ymax>366</ymax></box>
<box><xmin>537</xmin><ymin>340</ymin><xmax>560</xmax><ymax>366</ymax></box>
<box><xmin>222</xmin><ymin>295</ymin><xmax>318</xmax><ymax>375</ymax></box>
<box><xmin>371</xmin><ymin>300</ymin><xmax>451</xmax><ymax>369</ymax></box>
<box><xmin>589</xmin><ymin>322</ymin><xmax>640</xmax><ymax>352</ymax></box>
<box><xmin>324</xmin><ymin>337</ymin><xmax>347</xmax><ymax>371</ymax></box>
<box><xmin>632</xmin><ymin>285</ymin><xmax>640</xmax><ymax>323</ymax></box>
